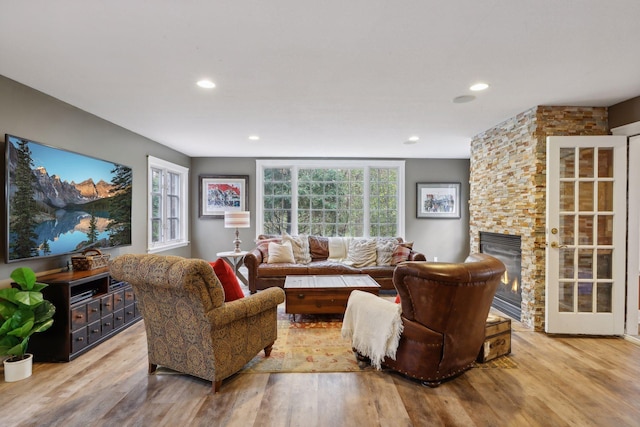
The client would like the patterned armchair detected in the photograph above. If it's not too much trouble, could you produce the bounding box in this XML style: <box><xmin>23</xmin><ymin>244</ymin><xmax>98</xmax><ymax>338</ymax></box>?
<box><xmin>109</xmin><ymin>254</ymin><xmax>285</xmax><ymax>393</ymax></box>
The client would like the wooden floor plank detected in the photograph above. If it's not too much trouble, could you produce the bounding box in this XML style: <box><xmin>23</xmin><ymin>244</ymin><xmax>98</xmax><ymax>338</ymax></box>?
<box><xmin>2</xmin><ymin>317</ymin><xmax>640</xmax><ymax>426</ymax></box>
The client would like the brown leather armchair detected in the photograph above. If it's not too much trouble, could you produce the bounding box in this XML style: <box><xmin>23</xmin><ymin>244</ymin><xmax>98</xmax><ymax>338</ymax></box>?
<box><xmin>382</xmin><ymin>253</ymin><xmax>505</xmax><ymax>386</ymax></box>
<box><xmin>109</xmin><ymin>254</ymin><xmax>285</xmax><ymax>393</ymax></box>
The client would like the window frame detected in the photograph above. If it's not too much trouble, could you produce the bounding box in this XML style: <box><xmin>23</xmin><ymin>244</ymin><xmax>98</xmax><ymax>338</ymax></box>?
<box><xmin>256</xmin><ymin>159</ymin><xmax>405</xmax><ymax>237</ymax></box>
<box><xmin>147</xmin><ymin>156</ymin><xmax>190</xmax><ymax>252</ymax></box>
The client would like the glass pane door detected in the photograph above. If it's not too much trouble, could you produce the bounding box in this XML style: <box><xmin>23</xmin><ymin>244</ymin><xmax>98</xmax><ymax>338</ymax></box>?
<box><xmin>546</xmin><ymin>136</ymin><xmax>626</xmax><ymax>335</ymax></box>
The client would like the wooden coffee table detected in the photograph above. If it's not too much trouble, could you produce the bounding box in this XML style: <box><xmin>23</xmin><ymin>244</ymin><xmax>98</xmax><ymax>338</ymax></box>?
<box><xmin>284</xmin><ymin>275</ymin><xmax>380</xmax><ymax>319</ymax></box>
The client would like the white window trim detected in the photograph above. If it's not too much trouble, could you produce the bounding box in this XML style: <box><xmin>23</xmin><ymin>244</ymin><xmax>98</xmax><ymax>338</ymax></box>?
<box><xmin>256</xmin><ymin>159</ymin><xmax>405</xmax><ymax>238</ymax></box>
<box><xmin>147</xmin><ymin>156</ymin><xmax>190</xmax><ymax>253</ymax></box>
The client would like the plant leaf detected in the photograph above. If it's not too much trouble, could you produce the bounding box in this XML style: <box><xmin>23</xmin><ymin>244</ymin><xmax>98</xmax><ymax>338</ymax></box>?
<box><xmin>0</xmin><ymin>317</ymin><xmax>15</xmax><ymax>336</ymax></box>
<box><xmin>0</xmin><ymin>299</ymin><xmax>18</xmax><ymax>320</ymax></box>
<box><xmin>0</xmin><ymin>288</ymin><xmax>20</xmax><ymax>305</ymax></box>
<box><xmin>4</xmin><ymin>309</ymin><xmax>35</xmax><ymax>338</ymax></box>
<box><xmin>0</xmin><ymin>334</ymin><xmax>20</xmax><ymax>355</ymax></box>
<box><xmin>32</xmin><ymin>282</ymin><xmax>48</xmax><ymax>292</ymax></box>
<box><xmin>34</xmin><ymin>300</ymin><xmax>56</xmax><ymax>323</ymax></box>
<box><xmin>8</xmin><ymin>319</ymin><xmax>35</xmax><ymax>339</ymax></box>
<box><xmin>31</xmin><ymin>318</ymin><xmax>54</xmax><ymax>335</ymax></box>
<box><xmin>14</xmin><ymin>291</ymin><xmax>44</xmax><ymax>307</ymax></box>
<box><xmin>10</xmin><ymin>267</ymin><xmax>36</xmax><ymax>290</ymax></box>
<box><xmin>7</xmin><ymin>337</ymin><xmax>29</xmax><ymax>356</ymax></box>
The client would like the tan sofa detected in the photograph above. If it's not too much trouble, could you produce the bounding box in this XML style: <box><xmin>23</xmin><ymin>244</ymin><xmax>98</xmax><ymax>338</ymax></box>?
<box><xmin>244</xmin><ymin>235</ymin><xmax>426</xmax><ymax>293</ymax></box>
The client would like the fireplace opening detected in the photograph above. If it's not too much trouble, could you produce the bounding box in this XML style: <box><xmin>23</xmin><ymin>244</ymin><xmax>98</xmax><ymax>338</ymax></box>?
<box><xmin>480</xmin><ymin>232</ymin><xmax>522</xmax><ymax>320</ymax></box>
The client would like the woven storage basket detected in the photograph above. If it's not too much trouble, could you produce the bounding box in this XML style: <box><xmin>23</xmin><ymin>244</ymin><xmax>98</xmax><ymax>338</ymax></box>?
<box><xmin>71</xmin><ymin>249</ymin><xmax>110</xmax><ymax>271</ymax></box>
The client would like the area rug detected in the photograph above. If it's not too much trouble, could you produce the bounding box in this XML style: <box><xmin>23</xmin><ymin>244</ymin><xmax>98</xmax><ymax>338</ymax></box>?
<box><xmin>241</xmin><ymin>308</ymin><xmax>369</xmax><ymax>373</ymax></box>
<box><xmin>240</xmin><ymin>305</ymin><xmax>517</xmax><ymax>374</ymax></box>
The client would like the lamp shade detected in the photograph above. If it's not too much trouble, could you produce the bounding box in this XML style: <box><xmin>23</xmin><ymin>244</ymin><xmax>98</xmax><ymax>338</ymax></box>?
<box><xmin>224</xmin><ymin>211</ymin><xmax>250</xmax><ymax>228</ymax></box>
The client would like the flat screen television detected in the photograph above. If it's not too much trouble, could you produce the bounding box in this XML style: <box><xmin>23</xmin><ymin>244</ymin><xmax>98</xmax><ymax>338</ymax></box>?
<box><xmin>5</xmin><ymin>134</ymin><xmax>132</xmax><ymax>262</ymax></box>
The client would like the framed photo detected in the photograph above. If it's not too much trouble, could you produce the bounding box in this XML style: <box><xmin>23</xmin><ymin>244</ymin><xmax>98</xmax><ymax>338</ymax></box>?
<box><xmin>199</xmin><ymin>175</ymin><xmax>249</xmax><ymax>218</ymax></box>
<box><xmin>416</xmin><ymin>182</ymin><xmax>461</xmax><ymax>219</ymax></box>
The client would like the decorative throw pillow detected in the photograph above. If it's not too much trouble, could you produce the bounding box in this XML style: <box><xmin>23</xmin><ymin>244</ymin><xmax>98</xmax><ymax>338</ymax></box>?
<box><xmin>267</xmin><ymin>241</ymin><xmax>295</xmax><ymax>264</ymax></box>
<box><xmin>391</xmin><ymin>243</ymin><xmax>412</xmax><ymax>265</ymax></box>
<box><xmin>308</xmin><ymin>235</ymin><xmax>329</xmax><ymax>260</ymax></box>
<box><xmin>376</xmin><ymin>238</ymin><xmax>397</xmax><ymax>266</ymax></box>
<box><xmin>210</xmin><ymin>259</ymin><xmax>245</xmax><ymax>302</ymax></box>
<box><xmin>328</xmin><ymin>236</ymin><xmax>350</xmax><ymax>261</ymax></box>
<box><xmin>282</xmin><ymin>233</ymin><xmax>312</xmax><ymax>264</ymax></box>
<box><xmin>346</xmin><ymin>238</ymin><xmax>377</xmax><ymax>267</ymax></box>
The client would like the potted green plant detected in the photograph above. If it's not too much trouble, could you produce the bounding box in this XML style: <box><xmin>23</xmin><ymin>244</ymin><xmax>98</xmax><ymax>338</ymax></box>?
<box><xmin>0</xmin><ymin>267</ymin><xmax>55</xmax><ymax>382</ymax></box>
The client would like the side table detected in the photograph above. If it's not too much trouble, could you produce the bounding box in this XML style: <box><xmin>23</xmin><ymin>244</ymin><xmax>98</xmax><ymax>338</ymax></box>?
<box><xmin>216</xmin><ymin>250</ymin><xmax>249</xmax><ymax>286</ymax></box>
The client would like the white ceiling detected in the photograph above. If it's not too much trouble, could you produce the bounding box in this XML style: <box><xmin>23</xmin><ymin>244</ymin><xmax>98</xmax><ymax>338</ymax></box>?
<box><xmin>1</xmin><ymin>1</ymin><xmax>640</xmax><ymax>159</ymax></box>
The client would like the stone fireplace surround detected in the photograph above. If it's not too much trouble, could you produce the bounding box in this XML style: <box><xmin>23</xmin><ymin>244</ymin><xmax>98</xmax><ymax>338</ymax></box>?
<box><xmin>469</xmin><ymin>106</ymin><xmax>608</xmax><ymax>330</ymax></box>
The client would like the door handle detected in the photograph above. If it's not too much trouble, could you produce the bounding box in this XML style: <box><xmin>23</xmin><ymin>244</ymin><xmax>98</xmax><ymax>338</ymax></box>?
<box><xmin>549</xmin><ymin>241</ymin><xmax>567</xmax><ymax>249</ymax></box>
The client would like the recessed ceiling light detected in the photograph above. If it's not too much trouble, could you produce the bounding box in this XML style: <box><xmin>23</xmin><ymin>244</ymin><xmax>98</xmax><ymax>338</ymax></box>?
<box><xmin>470</xmin><ymin>82</ymin><xmax>489</xmax><ymax>91</ymax></box>
<box><xmin>453</xmin><ymin>95</ymin><xmax>476</xmax><ymax>103</ymax></box>
<box><xmin>404</xmin><ymin>136</ymin><xmax>419</xmax><ymax>145</ymax></box>
<box><xmin>248</xmin><ymin>135</ymin><xmax>260</xmax><ymax>141</ymax></box>
<box><xmin>196</xmin><ymin>79</ymin><xmax>216</xmax><ymax>89</ymax></box>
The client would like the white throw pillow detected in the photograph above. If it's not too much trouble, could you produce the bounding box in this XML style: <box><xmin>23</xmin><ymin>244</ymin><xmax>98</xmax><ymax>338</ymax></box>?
<box><xmin>267</xmin><ymin>241</ymin><xmax>295</xmax><ymax>264</ymax></box>
<box><xmin>376</xmin><ymin>238</ymin><xmax>397</xmax><ymax>266</ymax></box>
<box><xmin>328</xmin><ymin>236</ymin><xmax>351</xmax><ymax>261</ymax></box>
<box><xmin>346</xmin><ymin>239</ymin><xmax>377</xmax><ymax>267</ymax></box>
<box><xmin>282</xmin><ymin>233</ymin><xmax>312</xmax><ymax>264</ymax></box>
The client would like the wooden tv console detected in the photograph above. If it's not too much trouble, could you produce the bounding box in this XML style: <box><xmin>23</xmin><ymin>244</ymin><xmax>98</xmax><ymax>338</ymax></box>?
<box><xmin>27</xmin><ymin>267</ymin><xmax>141</xmax><ymax>362</ymax></box>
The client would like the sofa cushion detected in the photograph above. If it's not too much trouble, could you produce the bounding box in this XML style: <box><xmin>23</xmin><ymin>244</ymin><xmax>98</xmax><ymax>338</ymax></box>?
<box><xmin>346</xmin><ymin>238</ymin><xmax>377</xmax><ymax>267</ymax></box>
<box><xmin>210</xmin><ymin>259</ymin><xmax>245</xmax><ymax>302</ymax></box>
<box><xmin>282</xmin><ymin>233</ymin><xmax>312</xmax><ymax>264</ymax></box>
<box><xmin>267</xmin><ymin>241</ymin><xmax>295</xmax><ymax>263</ymax></box>
<box><xmin>306</xmin><ymin>260</ymin><xmax>360</xmax><ymax>275</ymax></box>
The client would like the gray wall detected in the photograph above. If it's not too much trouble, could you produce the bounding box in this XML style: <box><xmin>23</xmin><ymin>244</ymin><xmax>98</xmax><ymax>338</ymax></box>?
<box><xmin>191</xmin><ymin>157</ymin><xmax>470</xmax><ymax>263</ymax></box>
<box><xmin>1</xmin><ymin>73</ymin><xmax>471</xmax><ymax>286</ymax></box>
<box><xmin>405</xmin><ymin>158</ymin><xmax>470</xmax><ymax>262</ymax></box>
<box><xmin>0</xmin><ymin>75</ymin><xmax>191</xmax><ymax>283</ymax></box>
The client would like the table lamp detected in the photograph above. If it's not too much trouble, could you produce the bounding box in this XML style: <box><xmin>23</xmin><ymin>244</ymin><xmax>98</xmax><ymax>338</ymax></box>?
<box><xmin>224</xmin><ymin>211</ymin><xmax>251</xmax><ymax>252</ymax></box>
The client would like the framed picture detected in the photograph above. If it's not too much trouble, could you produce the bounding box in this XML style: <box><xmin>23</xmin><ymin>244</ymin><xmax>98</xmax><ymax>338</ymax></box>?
<box><xmin>416</xmin><ymin>182</ymin><xmax>461</xmax><ymax>218</ymax></box>
<box><xmin>199</xmin><ymin>175</ymin><xmax>249</xmax><ymax>218</ymax></box>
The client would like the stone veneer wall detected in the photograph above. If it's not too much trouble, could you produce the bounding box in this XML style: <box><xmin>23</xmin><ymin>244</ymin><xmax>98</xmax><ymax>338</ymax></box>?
<box><xmin>469</xmin><ymin>106</ymin><xmax>608</xmax><ymax>330</ymax></box>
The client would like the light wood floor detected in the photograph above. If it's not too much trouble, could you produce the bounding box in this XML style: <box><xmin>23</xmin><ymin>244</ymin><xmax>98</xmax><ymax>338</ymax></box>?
<box><xmin>2</xmin><ymin>316</ymin><xmax>640</xmax><ymax>427</ymax></box>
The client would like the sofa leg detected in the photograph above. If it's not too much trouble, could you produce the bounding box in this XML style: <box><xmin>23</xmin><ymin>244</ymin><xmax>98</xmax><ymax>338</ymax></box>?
<box><xmin>212</xmin><ymin>380</ymin><xmax>222</xmax><ymax>393</ymax></box>
<box><xmin>264</xmin><ymin>342</ymin><xmax>275</xmax><ymax>357</ymax></box>
<box><xmin>149</xmin><ymin>363</ymin><xmax>158</xmax><ymax>374</ymax></box>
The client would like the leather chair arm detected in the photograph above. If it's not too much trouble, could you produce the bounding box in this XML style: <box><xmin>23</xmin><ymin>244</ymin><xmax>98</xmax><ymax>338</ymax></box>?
<box><xmin>243</xmin><ymin>247</ymin><xmax>264</xmax><ymax>293</ymax></box>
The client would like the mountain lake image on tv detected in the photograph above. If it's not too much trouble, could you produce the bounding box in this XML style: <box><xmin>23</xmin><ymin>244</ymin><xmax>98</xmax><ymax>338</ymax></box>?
<box><xmin>5</xmin><ymin>134</ymin><xmax>132</xmax><ymax>262</ymax></box>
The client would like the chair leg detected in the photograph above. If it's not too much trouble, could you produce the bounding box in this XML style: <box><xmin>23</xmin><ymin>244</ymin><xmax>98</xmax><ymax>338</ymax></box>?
<box><xmin>264</xmin><ymin>342</ymin><xmax>275</xmax><ymax>357</ymax></box>
<box><xmin>149</xmin><ymin>363</ymin><xmax>158</xmax><ymax>374</ymax></box>
<box><xmin>212</xmin><ymin>380</ymin><xmax>222</xmax><ymax>393</ymax></box>
<box><xmin>422</xmin><ymin>380</ymin><xmax>441</xmax><ymax>388</ymax></box>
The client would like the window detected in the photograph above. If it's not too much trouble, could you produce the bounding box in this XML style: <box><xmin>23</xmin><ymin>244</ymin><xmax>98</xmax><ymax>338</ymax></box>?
<box><xmin>256</xmin><ymin>160</ymin><xmax>405</xmax><ymax>237</ymax></box>
<box><xmin>147</xmin><ymin>156</ymin><xmax>189</xmax><ymax>252</ymax></box>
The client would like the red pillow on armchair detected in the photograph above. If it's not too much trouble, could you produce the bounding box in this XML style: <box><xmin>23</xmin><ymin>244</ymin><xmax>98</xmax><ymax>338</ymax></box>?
<box><xmin>210</xmin><ymin>259</ymin><xmax>245</xmax><ymax>302</ymax></box>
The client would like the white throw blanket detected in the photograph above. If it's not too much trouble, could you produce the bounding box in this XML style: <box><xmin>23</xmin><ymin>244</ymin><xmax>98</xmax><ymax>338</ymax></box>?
<box><xmin>341</xmin><ymin>290</ymin><xmax>403</xmax><ymax>370</ymax></box>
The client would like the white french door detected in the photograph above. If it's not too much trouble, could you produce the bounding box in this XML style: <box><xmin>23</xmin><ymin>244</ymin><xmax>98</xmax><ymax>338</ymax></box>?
<box><xmin>545</xmin><ymin>136</ymin><xmax>627</xmax><ymax>335</ymax></box>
